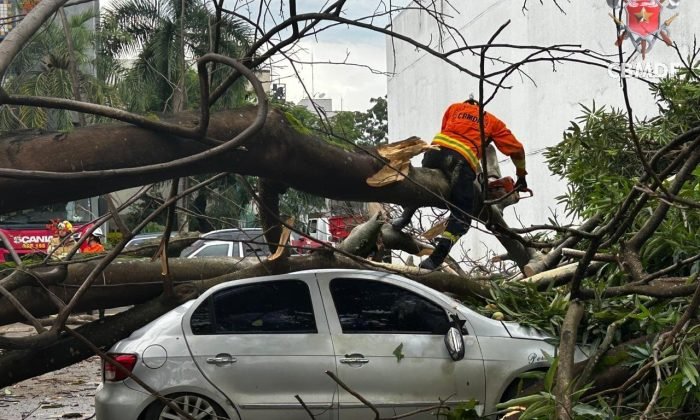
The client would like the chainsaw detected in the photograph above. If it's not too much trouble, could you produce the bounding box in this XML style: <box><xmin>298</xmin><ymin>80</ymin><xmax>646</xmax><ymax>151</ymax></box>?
<box><xmin>486</xmin><ymin>176</ymin><xmax>533</xmax><ymax>206</ymax></box>
<box><xmin>421</xmin><ymin>176</ymin><xmax>532</xmax><ymax>240</ymax></box>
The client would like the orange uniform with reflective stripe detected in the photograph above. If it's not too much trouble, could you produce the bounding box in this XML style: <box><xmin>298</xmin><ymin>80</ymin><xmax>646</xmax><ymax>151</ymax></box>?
<box><xmin>81</xmin><ymin>242</ymin><xmax>105</xmax><ymax>253</ymax></box>
<box><xmin>431</xmin><ymin>102</ymin><xmax>527</xmax><ymax>176</ymax></box>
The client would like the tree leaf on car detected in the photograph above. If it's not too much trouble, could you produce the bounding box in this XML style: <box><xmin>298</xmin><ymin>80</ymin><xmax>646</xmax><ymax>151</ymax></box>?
<box><xmin>544</xmin><ymin>357</ymin><xmax>558</xmax><ymax>392</ymax></box>
<box><xmin>393</xmin><ymin>343</ymin><xmax>404</xmax><ymax>363</ymax></box>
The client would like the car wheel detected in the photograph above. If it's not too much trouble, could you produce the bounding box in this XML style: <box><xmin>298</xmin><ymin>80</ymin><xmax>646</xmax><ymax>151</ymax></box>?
<box><xmin>500</xmin><ymin>373</ymin><xmax>542</xmax><ymax>403</ymax></box>
<box><xmin>143</xmin><ymin>393</ymin><xmax>228</xmax><ymax>420</ymax></box>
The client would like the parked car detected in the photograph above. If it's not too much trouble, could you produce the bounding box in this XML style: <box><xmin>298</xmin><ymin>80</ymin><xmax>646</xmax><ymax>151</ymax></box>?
<box><xmin>95</xmin><ymin>269</ymin><xmax>588</xmax><ymax>420</ymax></box>
<box><xmin>123</xmin><ymin>232</ymin><xmax>179</xmax><ymax>251</ymax></box>
<box><xmin>180</xmin><ymin>228</ymin><xmax>270</xmax><ymax>259</ymax></box>
<box><xmin>184</xmin><ymin>239</ymin><xmax>268</xmax><ymax>259</ymax></box>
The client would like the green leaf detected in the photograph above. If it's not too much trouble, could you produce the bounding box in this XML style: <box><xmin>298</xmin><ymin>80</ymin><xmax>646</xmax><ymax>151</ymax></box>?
<box><xmin>681</xmin><ymin>360</ymin><xmax>699</xmax><ymax>387</ymax></box>
<box><xmin>544</xmin><ymin>357</ymin><xmax>558</xmax><ymax>392</ymax></box>
<box><xmin>392</xmin><ymin>343</ymin><xmax>404</xmax><ymax>363</ymax></box>
<box><xmin>495</xmin><ymin>393</ymin><xmax>543</xmax><ymax>410</ymax></box>
<box><xmin>572</xmin><ymin>403</ymin><xmax>607</xmax><ymax>417</ymax></box>
<box><xmin>655</xmin><ymin>354</ymin><xmax>679</xmax><ymax>366</ymax></box>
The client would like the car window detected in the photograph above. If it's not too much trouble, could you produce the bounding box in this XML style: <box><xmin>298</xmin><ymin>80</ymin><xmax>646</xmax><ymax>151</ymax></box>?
<box><xmin>206</xmin><ymin>231</ymin><xmax>235</xmax><ymax>241</ymax></box>
<box><xmin>241</xmin><ymin>241</ymin><xmax>268</xmax><ymax>257</ymax></box>
<box><xmin>191</xmin><ymin>243</ymin><xmax>230</xmax><ymax>257</ymax></box>
<box><xmin>329</xmin><ymin>278</ymin><xmax>450</xmax><ymax>335</ymax></box>
<box><xmin>190</xmin><ymin>280</ymin><xmax>317</xmax><ymax>335</ymax></box>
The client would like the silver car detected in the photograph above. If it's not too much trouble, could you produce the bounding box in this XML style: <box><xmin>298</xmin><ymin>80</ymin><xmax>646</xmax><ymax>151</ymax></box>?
<box><xmin>95</xmin><ymin>269</ymin><xmax>587</xmax><ymax>420</ymax></box>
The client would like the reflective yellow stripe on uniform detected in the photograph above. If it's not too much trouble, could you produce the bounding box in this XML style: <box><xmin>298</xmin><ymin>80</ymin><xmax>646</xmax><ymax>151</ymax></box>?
<box><xmin>432</xmin><ymin>134</ymin><xmax>480</xmax><ymax>171</ymax></box>
<box><xmin>439</xmin><ymin>231</ymin><xmax>461</xmax><ymax>243</ymax></box>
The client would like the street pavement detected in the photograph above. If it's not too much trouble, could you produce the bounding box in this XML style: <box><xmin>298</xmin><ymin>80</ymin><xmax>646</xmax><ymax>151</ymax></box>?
<box><xmin>0</xmin><ymin>323</ymin><xmax>102</xmax><ymax>420</ymax></box>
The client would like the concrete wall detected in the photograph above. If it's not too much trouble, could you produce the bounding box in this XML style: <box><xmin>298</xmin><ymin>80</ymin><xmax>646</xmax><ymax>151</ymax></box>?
<box><xmin>386</xmin><ymin>0</ymin><xmax>698</xmax><ymax>263</ymax></box>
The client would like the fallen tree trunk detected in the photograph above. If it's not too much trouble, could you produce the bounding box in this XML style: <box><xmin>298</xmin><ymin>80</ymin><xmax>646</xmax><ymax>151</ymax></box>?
<box><xmin>0</xmin><ymin>253</ymin><xmax>490</xmax><ymax>386</ymax></box>
<box><xmin>0</xmin><ymin>283</ymin><xmax>198</xmax><ymax>387</ymax></box>
<box><xmin>0</xmin><ymin>257</ymin><xmax>257</xmax><ymax>325</ymax></box>
<box><xmin>0</xmin><ymin>253</ymin><xmax>491</xmax><ymax>327</ymax></box>
<box><xmin>0</xmin><ymin>107</ymin><xmax>450</xmax><ymax>213</ymax></box>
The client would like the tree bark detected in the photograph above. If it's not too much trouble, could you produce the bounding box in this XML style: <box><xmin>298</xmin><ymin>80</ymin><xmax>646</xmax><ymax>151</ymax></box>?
<box><xmin>0</xmin><ymin>283</ymin><xmax>197</xmax><ymax>387</ymax></box>
<box><xmin>0</xmin><ymin>253</ymin><xmax>492</xmax><ymax>327</ymax></box>
<box><xmin>523</xmin><ymin>216</ymin><xmax>602</xmax><ymax>277</ymax></box>
<box><xmin>0</xmin><ymin>257</ymin><xmax>254</xmax><ymax>325</ymax></box>
<box><xmin>0</xmin><ymin>107</ymin><xmax>449</xmax><ymax>213</ymax></box>
<box><xmin>521</xmin><ymin>261</ymin><xmax>605</xmax><ymax>290</ymax></box>
<box><xmin>555</xmin><ymin>300</ymin><xmax>585</xmax><ymax>420</ymax></box>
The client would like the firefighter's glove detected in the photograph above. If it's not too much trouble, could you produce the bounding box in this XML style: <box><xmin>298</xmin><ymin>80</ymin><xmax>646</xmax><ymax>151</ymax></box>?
<box><xmin>515</xmin><ymin>175</ymin><xmax>528</xmax><ymax>191</ymax></box>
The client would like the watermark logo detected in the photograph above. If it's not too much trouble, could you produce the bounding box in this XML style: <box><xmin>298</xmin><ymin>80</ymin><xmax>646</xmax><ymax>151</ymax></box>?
<box><xmin>607</xmin><ymin>61</ymin><xmax>680</xmax><ymax>79</ymax></box>
<box><xmin>607</xmin><ymin>0</ymin><xmax>681</xmax><ymax>59</ymax></box>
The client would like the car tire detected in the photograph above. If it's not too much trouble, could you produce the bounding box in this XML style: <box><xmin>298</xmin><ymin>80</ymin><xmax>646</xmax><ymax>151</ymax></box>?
<box><xmin>143</xmin><ymin>393</ymin><xmax>228</xmax><ymax>420</ymax></box>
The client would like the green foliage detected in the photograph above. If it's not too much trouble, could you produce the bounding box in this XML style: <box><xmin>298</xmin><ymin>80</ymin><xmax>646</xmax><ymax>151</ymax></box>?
<box><xmin>545</xmin><ymin>67</ymin><xmax>700</xmax><ymax>278</ymax></box>
<box><xmin>488</xmin><ymin>63</ymin><xmax>700</xmax><ymax>418</ymax></box>
<box><xmin>544</xmin><ymin>102</ymin><xmax>634</xmax><ymax>219</ymax></box>
<box><xmin>102</xmin><ymin>0</ymin><xmax>250</xmax><ymax>113</ymax></box>
<box><xmin>356</xmin><ymin>96</ymin><xmax>388</xmax><ymax>146</ymax></box>
<box><xmin>106</xmin><ymin>231</ymin><xmax>122</xmax><ymax>248</ymax></box>
<box><xmin>442</xmin><ymin>400</ymin><xmax>480</xmax><ymax>419</ymax></box>
<box><xmin>283</xmin><ymin>111</ymin><xmax>313</xmax><ymax>136</ymax></box>
<box><xmin>273</xmin><ymin>96</ymin><xmax>388</xmax><ymax>148</ymax></box>
<box><xmin>482</xmin><ymin>282</ymin><xmax>569</xmax><ymax>336</ymax></box>
<box><xmin>496</xmin><ymin>358</ymin><xmax>612</xmax><ymax>419</ymax></box>
<box><xmin>278</xmin><ymin>189</ymin><xmax>326</xmax><ymax>221</ymax></box>
<box><xmin>0</xmin><ymin>10</ymin><xmax>119</xmax><ymax>130</ymax></box>
<box><xmin>392</xmin><ymin>343</ymin><xmax>404</xmax><ymax>362</ymax></box>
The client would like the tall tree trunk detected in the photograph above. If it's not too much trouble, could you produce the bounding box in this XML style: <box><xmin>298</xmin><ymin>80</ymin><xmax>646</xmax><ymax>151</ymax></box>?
<box><xmin>58</xmin><ymin>7</ymin><xmax>86</xmax><ymax>127</ymax></box>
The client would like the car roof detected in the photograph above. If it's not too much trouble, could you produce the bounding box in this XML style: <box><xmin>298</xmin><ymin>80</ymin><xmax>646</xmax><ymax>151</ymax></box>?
<box><xmin>202</xmin><ymin>228</ymin><xmax>262</xmax><ymax>235</ymax></box>
<box><xmin>202</xmin><ymin>269</ymin><xmax>426</xmax><ymax>298</ymax></box>
<box><xmin>129</xmin><ymin>232</ymin><xmax>179</xmax><ymax>240</ymax></box>
<box><xmin>197</xmin><ymin>240</ymin><xmax>232</xmax><ymax>246</ymax></box>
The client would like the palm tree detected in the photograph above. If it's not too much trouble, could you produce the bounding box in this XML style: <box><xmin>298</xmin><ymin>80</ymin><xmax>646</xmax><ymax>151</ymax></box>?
<box><xmin>102</xmin><ymin>0</ymin><xmax>251</xmax><ymax>114</ymax></box>
<box><xmin>0</xmin><ymin>9</ymin><xmax>119</xmax><ymax>130</ymax></box>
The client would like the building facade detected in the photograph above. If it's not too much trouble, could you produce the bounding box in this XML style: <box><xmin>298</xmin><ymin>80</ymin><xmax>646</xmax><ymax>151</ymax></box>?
<box><xmin>386</xmin><ymin>0</ymin><xmax>699</xmax><ymax>264</ymax></box>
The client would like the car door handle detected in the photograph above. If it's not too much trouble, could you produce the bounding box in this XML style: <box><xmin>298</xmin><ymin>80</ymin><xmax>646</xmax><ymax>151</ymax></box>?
<box><xmin>340</xmin><ymin>353</ymin><xmax>369</xmax><ymax>365</ymax></box>
<box><xmin>206</xmin><ymin>354</ymin><xmax>237</xmax><ymax>365</ymax></box>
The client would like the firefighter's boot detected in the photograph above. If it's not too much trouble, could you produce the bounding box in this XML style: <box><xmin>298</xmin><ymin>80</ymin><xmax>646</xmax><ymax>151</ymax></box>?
<box><xmin>419</xmin><ymin>237</ymin><xmax>452</xmax><ymax>270</ymax></box>
<box><xmin>391</xmin><ymin>207</ymin><xmax>417</xmax><ymax>231</ymax></box>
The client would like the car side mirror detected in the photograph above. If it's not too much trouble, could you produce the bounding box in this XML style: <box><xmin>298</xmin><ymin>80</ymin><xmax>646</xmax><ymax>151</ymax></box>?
<box><xmin>444</xmin><ymin>327</ymin><xmax>465</xmax><ymax>361</ymax></box>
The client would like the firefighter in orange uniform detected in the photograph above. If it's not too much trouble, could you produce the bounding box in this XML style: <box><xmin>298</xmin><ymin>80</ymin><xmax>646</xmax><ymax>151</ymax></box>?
<box><xmin>392</xmin><ymin>97</ymin><xmax>528</xmax><ymax>270</ymax></box>
<box><xmin>81</xmin><ymin>227</ymin><xmax>106</xmax><ymax>253</ymax></box>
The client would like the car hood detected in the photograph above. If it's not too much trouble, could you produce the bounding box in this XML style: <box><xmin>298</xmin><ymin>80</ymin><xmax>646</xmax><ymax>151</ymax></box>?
<box><xmin>501</xmin><ymin>321</ymin><xmax>550</xmax><ymax>340</ymax></box>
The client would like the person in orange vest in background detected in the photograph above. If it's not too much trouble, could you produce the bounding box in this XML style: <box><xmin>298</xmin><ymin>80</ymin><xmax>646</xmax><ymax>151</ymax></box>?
<box><xmin>81</xmin><ymin>227</ymin><xmax>106</xmax><ymax>253</ymax></box>
<box><xmin>392</xmin><ymin>96</ymin><xmax>528</xmax><ymax>270</ymax></box>
<box><xmin>48</xmin><ymin>220</ymin><xmax>77</xmax><ymax>260</ymax></box>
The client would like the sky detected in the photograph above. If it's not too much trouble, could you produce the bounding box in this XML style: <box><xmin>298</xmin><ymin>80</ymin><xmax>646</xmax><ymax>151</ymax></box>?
<box><xmin>97</xmin><ymin>0</ymin><xmax>404</xmax><ymax>112</ymax></box>
<box><xmin>229</xmin><ymin>0</ymin><xmax>406</xmax><ymax>111</ymax></box>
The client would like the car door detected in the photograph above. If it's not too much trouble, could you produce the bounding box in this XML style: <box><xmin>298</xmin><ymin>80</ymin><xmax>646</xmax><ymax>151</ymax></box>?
<box><xmin>183</xmin><ymin>277</ymin><xmax>338</xmax><ymax>420</ymax></box>
<box><xmin>316</xmin><ymin>273</ymin><xmax>485</xmax><ymax>419</ymax></box>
